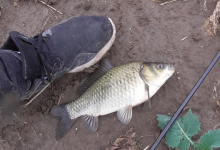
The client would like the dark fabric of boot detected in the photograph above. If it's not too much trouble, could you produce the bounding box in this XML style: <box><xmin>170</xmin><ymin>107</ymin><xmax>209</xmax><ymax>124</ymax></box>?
<box><xmin>0</xmin><ymin>16</ymin><xmax>116</xmax><ymax>113</ymax></box>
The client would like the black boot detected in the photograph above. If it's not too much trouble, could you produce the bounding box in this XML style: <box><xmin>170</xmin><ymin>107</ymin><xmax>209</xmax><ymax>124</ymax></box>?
<box><xmin>0</xmin><ymin>16</ymin><xmax>116</xmax><ymax>111</ymax></box>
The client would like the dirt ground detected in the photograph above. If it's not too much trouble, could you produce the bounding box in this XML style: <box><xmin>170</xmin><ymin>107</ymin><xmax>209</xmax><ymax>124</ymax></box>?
<box><xmin>0</xmin><ymin>0</ymin><xmax>220</xmax><ymax>150</ymax></box>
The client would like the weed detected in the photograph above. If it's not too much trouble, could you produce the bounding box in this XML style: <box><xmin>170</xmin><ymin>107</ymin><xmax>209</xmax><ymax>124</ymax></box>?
<box><xmin>157</xmin><ymin>109</ymin><xmax>220</xmax><ymax>150</ymax></box>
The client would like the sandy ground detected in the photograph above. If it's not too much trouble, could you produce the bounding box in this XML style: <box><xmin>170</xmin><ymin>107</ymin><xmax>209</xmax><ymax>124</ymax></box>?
<box><xmin>0</xmin><ymin>0</ymin><xmax>220</xmax><ymax>150</ymax></box>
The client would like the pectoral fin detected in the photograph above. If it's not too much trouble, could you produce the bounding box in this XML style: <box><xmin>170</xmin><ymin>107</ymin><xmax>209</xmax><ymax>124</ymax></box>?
<box><xmin>76</xmin><ymin>59</ymin><xmax>113</xmax><ymax>95</ymax></box>
<box><xmin>141</xmin><ymin>84</ymin><xmax>151</xmax><ymax>110</ymax></box>
<box><xmin>139</xmin><ymin>71</ymin><xmax>152</xmax><ymax>110</ymax></box>
<box><xmin>81</xmin><ymin>115</ymin><xmax>98</xmax><ymax>132</ymax></box>
<box><xmin>117</xmin><ymin>105</ymin><xmax>132</xmax><ymax>124</ymax></box>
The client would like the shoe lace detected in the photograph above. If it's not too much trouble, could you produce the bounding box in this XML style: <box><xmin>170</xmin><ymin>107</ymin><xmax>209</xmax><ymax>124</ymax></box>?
<box><xmin>30</xmin><ymin>34</ymin><xmax>65</xmax><ymax>81</ymax></box>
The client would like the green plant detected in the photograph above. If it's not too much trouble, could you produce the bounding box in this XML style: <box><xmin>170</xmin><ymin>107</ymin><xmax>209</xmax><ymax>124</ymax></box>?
<box><xmin>157</xmin><ymin>109</ymin><xmax>220</xmax><ymax>150</ymax></box>
<box><xmin>137</xmin><ymin>143</ymin><xmax>142</xmax><ymax>148</ymax></box>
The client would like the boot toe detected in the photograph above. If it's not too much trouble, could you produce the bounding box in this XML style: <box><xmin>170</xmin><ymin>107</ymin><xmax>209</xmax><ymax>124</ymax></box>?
<box><xmin>45</xmin><ymin>16</ymin><xmax>116</xmax><ymax>75</ymax></box>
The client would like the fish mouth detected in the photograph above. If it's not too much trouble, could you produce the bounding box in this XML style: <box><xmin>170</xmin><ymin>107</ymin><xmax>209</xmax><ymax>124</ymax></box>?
<box><xmin>166</xmin><ymin>63</ymin><xmax>175</xmax><ymax>78</ymax></box>
<box><xmin>168</xmin><ymin>63</ymin><xmax>175</xmax><ymax>70</ymax></box>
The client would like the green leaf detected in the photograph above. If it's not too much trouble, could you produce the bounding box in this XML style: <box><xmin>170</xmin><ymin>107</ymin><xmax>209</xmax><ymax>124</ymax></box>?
<box><xmin>157</xmin><ymin>114</ymin><xmax>171</xmax><ymax>129</ymax></box>
<box><xmin>157</xmin><ymin>109</ymin><xmax>201</xmax><ymax>150</ymax></box>
<box><xmin>191</xmin><ymin>141</ymin><xmax>199</xmax><ymax>150</ymax></box>
<box><xmin>181</xmin><ymin>109</ymin><xmax>201</xmax><ymax>137</ymax></box>
<box><xmin>176</xmin><ymin>138</ymin><xmax>190</xmax><ymax>150</ymax></box>
<box><xmin>165</xmin><ymin>118</ymin><xmax>185</xmax><ymax>148</ymax></box>
<box><xmin>197</xmin><ymin>129</ymin><xmax>220</xmax><ymax>150</ymax></box>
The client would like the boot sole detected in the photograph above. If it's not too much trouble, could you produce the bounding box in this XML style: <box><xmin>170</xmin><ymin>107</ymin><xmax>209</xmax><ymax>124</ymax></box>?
<box><xmin>68</xmin><ymin>18</ymin><xmax>116</xmax><ymax>73</ymax></box>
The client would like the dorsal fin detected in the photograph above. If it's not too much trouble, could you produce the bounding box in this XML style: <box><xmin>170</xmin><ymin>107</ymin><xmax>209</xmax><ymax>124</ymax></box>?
<box><xmin>76</xmin><ymin>59</ymin><xmax>113</xmax><ymax>95</ymax></box>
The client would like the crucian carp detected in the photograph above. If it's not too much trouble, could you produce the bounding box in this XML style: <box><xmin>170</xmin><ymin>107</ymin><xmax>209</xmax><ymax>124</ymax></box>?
<box><xmin>50</xmin><ymin>59</ymin><xmax>175</xmax><ymax>140</ymax></box>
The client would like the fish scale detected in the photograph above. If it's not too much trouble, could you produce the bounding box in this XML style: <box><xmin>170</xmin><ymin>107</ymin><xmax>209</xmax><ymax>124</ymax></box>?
<box><xmin>66</xmin><ymin>62</ymin><xmax>146</xmax><ymax>119</ymax></box>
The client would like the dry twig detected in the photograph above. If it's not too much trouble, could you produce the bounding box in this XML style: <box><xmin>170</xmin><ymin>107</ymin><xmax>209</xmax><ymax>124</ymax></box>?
<box><xmin>49</xmin><ymin>8</ymin><xmax>59</xmax><ymax>21</ymax></box>
<box><xmin>24</xmin><ymin>83</ymin><xmax>50</xmax><ymax>107</ymax></box>
<box><xmin>183</xmin><ymin>106</ymin><xmax>191</xmax><ymax>111</ymax></box>
<box><xmin>213</xmin><ymin>80</ymin><xmax>220</xmax><ymax>100</ymax></box>
<box><xmin>181</xmin><ymin>36</ymin><xmax>188</xmax><ymax>41</ymax></box>
<box><xmin>38</xmin><ymin>0</ymin><xmax>63</xmax><ymax>15</ymax></box>
<box><xmin>41</xmin><ymin>17</ymin><xmax>50</xmax><ymax>31</ymax></box>
<box><xmin>214</xmin><ymin>122</ymin><xmax>220</xmax><ymax>129</ymax></box>
<box><xmin>203</xmin><ymin>0</ymin><xmax>207</xmax><ymax>11</ymax></box>
<box><xmin>216</xmin><ymin>101</ymin><xmax>220</xmax><ymax>107</ymax></box>
<box><xmin>13</xmin><ymin>113</ymin><xmax>38</xmax><ymax>136</ymax></box>
<box><xmin>58</xmin><ymin>92</ymin><xmax>64</xmax><ymax>105</ymax></box>
<box><xmin>160</xmin><ymin>0</ymin><xmax>177</xmax><ymax>5</ymax></box>
<box><xmin>151</xmin><ymin>0</ymin><xmax>166</xmax><ymax>2</ymax></box>
<box><xmin>143</xmin><ymin>144</ymin><xmax>151</xmax><ymax>150</ymax></box>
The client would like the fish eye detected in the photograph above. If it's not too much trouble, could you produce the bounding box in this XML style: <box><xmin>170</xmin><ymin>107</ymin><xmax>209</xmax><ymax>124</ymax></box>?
<box><xmin>157</xmin><ymin>64</ymin><xmax>163</xmax><ymax>69</ymax></box>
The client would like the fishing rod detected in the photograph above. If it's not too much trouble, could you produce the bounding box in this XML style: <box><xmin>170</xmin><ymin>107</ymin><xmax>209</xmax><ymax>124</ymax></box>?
<box><xmin>150</xmin><ymin>50</ymin><xmax>220</xmax><ymax>150</ymax></box>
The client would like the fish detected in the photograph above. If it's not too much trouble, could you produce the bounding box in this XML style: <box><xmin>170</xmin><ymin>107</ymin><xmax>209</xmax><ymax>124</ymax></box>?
<box><xmin>50</xmin><ymin>59</ymin><xmax>175</xmax><ymax>140</ymax></box>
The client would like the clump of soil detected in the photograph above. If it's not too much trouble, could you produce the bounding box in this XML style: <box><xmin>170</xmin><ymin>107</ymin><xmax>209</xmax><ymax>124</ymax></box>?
<box><xmin>106</xmin><ymin>128</ymin><xmax>139</xmax><ymax>150</ymax></box>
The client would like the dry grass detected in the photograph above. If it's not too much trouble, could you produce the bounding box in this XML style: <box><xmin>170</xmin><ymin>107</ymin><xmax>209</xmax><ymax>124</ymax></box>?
<box><xmin>202</xmin><ymin>0</ymin><xmax>220</xmax><ymax>35</ymax></box>
<box><xmin>106</xmin><ymin>128</ymin><xmax>139</xmax><ymax>150</ymax></box>
<box><xmin>151</xmin><ymin>0</ymin><xmax>166</xmax><ymax>2</ymax></box>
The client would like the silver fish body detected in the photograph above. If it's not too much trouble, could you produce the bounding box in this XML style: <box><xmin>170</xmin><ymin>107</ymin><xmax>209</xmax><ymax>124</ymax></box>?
<box><xmin>50</xmin><ymin>60</ymin><xmax>175</xmax><ymax>140</ymax></box>
<box><xmin>66</xmin><ymin>62</ymin><xmax>146</xmax><ymax>119</ymax></box>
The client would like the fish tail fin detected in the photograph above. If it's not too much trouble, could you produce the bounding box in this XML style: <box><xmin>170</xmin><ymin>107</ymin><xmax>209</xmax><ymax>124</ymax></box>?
<box><xmin>50</xmin><ymin>104</ymin><xmax>76</xmax><ymax>140</ymax></box>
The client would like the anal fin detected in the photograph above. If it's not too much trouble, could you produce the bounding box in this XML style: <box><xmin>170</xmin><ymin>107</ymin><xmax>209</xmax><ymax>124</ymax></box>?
<box><xmin>117</xmin><ymin>105</ymin><xmax>132</xmax><ymax>124</ymax></box>
<box><xmin>76</xmin><ymin>59</ymin><xmax>113</xmax><ymax>95</ymax></box>
<box><xmin>81</xmin><ymin>115</ymin><xmax>98</xmax><ymax>132</ymax></box>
